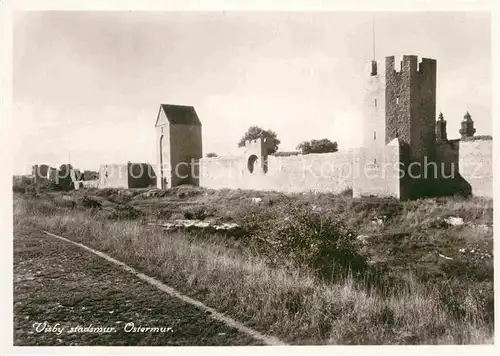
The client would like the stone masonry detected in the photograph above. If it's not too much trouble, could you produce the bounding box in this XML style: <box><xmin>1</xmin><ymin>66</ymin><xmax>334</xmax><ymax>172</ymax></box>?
<box><xmin>152</xmin><ymin>54</ymin><xmax>493</xmax><ymax>199</ymax></box>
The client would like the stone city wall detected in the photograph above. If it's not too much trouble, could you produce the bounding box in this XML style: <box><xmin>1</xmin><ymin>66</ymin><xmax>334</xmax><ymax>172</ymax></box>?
<box><xmin>458</xmin><ymin>139</ymin><xmax>493</xmax><ymax>198</ymax></box>
<box><xmin>200</xmin><ymin>150</ymin><xmax>354</xmax><ymax>194</ymax></box>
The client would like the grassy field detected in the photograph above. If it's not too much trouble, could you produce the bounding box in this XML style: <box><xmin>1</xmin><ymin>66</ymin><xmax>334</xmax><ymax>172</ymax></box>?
<box><xmin>14</xmin><ymin>226</ymin><xmax>262</xmax><ymax>346</ymax></box>
<box><xmin>13</xmin><ymin>184</ymin><xmax>494</xmax><ymax>344</ymax></box>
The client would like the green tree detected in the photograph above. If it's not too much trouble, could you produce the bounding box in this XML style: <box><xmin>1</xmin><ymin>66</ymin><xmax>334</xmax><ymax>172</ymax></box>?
<box><xmin>237</xmin><ymin>126</ymin><xmax>281</xmax><ymax>154</ymax></box>
<box><xmin>297</xmin><ymin>138</ymin><xmax>338</xmax><ymax>154</ymax></box>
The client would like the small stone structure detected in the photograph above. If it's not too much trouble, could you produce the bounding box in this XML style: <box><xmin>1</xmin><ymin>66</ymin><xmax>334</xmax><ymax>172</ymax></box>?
<box><xmin>99</xmin><ymin>162</ymin><xmax>156</xmax><ymax>189</ymax></box>
<box><xmin>156</xmin><ymin>54</ymin><xmax>493</xmax><ymax>199</ymax></box>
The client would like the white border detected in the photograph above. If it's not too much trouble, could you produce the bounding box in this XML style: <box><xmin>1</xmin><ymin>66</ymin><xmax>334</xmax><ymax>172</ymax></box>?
<box><xmin>1</xmin><ymin>1</ymin><xmax>499</xmax><ymax>355</ymax></box>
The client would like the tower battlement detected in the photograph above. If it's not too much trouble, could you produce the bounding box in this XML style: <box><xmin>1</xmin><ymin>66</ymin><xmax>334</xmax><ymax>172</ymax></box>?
<box><xmin>365</xmin><ymin>60</ymin><xmax>379</xmax><ymax>76</ymax></box>
<box><xmin>243</xmin><ymin>137</ymin><xmax>275</xmax><ymax>157</ymax></box>
<box><xmin>385</xmin><ymin>55</ymin><xmax>436</xmax><ymax>76</ymax></box>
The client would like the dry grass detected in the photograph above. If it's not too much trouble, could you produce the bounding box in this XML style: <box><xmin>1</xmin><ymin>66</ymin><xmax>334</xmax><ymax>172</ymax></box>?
<box><xmin>14</xmin><ymin>194</ymin><xmax>493</xmax><ymax>345</ymax></box>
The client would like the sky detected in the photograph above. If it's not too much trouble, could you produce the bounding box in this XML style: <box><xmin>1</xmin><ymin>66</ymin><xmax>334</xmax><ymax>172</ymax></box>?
<box><xmin>12</xmin><ymin>11</ymin><xmax>491</xmax><ymax>174</ymax></box>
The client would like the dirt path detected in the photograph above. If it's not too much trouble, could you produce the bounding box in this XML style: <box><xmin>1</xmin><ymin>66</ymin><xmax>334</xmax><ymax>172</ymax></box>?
<box><xmin>13</xmin><ymin>227</ymin><xmax>265</xmax><ymax>346</ymax></box>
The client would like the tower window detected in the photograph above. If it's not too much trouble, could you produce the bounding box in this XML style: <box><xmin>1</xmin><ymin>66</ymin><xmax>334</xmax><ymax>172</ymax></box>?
<box><xmin>396</xmin><ymin>96</ymin><xmax>400</xmax><ymax>104</ymax></box>
<box><xmin>373</xmin><ymin>130</ymin><xmax>376</xmax><ymax>140</ymax></box>
<box><xmin>374</xmin><ymin>98</ymin><xmax>377</xmax><ymax>107</ymax></box>
<box><xmin>374</xmin><ymin>159</ymin><xmax>377</xmax><ymax>165</ymax></box>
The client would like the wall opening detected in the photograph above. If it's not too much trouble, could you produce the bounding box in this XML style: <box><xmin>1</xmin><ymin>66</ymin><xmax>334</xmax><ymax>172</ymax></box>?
<box><xmin>396</xmin><ymin>96</ymin><xmax>400</xmax><ymax>104</ymax></box>
<box><xmin>373</xmin><ymin>130</ymin><xmax>377</xmax><ymax>140</ymax></box>
<box><xmin>247</xmin><ymin>155</ymin><xmax>258</xmax><ymax>174</ymax></box>
<box><xmin>374</xmin><ymin>98</ymin><xmax>377</xmax><ymax>107</ymax></box>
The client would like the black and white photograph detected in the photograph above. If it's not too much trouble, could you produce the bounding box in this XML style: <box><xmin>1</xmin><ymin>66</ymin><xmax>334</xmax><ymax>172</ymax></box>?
<box><xmin>1</xmin><ymin>0</ymin><xmax>498</xmax><ymax>353</ymax></box>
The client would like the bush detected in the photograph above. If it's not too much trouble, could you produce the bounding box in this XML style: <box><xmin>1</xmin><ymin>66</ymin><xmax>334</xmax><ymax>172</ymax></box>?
<box><xmin>108</xmin><ymin>205</ymin><xmax>144</xmax><ymax>220</ymax></box>
<box><xmin>182</xmin><ymin>207</ymin><xmax>213</xmax><ymax>220</ymax></box>
<box><xmin>254</xmin><ymin>205</ymin><xmax>368</xmax><ymax>280</ymax></box>
<box><xmin>13</xmin><ymin>178</ymin><xmax>31</xmax><ymax>193</ymax></box>
<box><xmin>81</xmin><ymin>196</ymin><xmax>102</xmax><ymax>210</ymax></box>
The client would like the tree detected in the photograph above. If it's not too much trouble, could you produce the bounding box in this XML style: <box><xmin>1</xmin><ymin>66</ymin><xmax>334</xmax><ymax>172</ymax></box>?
<box><xmin>237</xmin><ymin>126</ymin><xmax>281</xmax><ymax>155</ymax></box>
<box><xmin>297</xmin><ymin>138</ymin><xmax>338</xmax><ymax>154</ymax></box>
<box><xmin>206</xmin><ymin>152</ymin><xmax>218</xmax><ymax>158</ymax></box>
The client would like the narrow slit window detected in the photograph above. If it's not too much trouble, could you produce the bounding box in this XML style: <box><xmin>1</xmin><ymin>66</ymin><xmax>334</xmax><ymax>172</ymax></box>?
<box><xmin>396</xmin><ymin>96</ymin><xmax>400</xmax><ymax>104</ymax></box>
<box><xmin>374</xmin><ymin>98</ymin><xmax>377</xmax><ymax>107</ymax></box>
<box><xmin>374</xmin><ymin>158</ymin><xmax>377</xmax><ymax>165</ymax></box>
<box><xmin>373</xmin><ymin>130</ymin><xmax>376</xmax><ymax>140</ymax></box>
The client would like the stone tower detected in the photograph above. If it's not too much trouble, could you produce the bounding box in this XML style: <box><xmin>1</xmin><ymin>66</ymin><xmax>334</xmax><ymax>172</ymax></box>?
<box><xmin>360</xmin><ymin>55</ymin><xmax>437</xmax><ymax>199</ymax></box>
<box><xmin>363</xmin><ymin>55</ymin><xmax>437</xmax><ymax>161</ymax></box>
<box><xmin>435</xmin><ymin>112</ymin><xmax>447</xmax><ymax>142</ymax></box>
<box><xmin>155</xmin><ymin>104</ymin><xmax>203</xmax><ymax>189</ymax></box>
<box><xmin>385</xmin><ymin>55</ymin><xmax>437</xmax><ymax>161</ymax></box>
<box><xmin>363</xmin><ymin>60</ymin><xmax>386</xmax><ymax>164</ymax></box>
<box><xmin>242</xmin><ymin>137</ymin><xmax>275</xmax><ymax>175</ymax></box>
<box><xmin>459</xmin><ymin>111</ymin><xmax>476</xmax><ymax>139</ymax></box>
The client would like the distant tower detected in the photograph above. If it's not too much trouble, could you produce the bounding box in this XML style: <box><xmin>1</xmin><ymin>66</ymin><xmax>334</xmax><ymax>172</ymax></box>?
<box><xmin>155</xmin><ymin>104</ymin><xmax>203</xmax><ymax>189</ymax></box>
<box><xmin>459</xmin><ymin>111</ymin><xmax>476</xmax><ymax>139</ymax></box>
<box><xmin>385</xmin><ymin>55</ymin><xmax>437</xmax><ymax>161</ymax></box>
<box><xmin>435</xmin><ymin>112</ymin><xmax>447</xmax><ymax>142</ymax></box>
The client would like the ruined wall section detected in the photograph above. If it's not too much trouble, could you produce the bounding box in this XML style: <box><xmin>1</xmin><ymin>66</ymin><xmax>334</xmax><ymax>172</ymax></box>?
<box><xmin>458</xmin><ymin>139</ymin><xmax>493</xmax><ymax>198</ymax></box>
<box><xmin>99</xmin><ymin>164</ymin><xmax>129</xmax><ymax>188</ymax></box>
<box><xmin>128</xmin><ymin>163</ymin><xmax>157</xmax><ymax>188</ymax></box>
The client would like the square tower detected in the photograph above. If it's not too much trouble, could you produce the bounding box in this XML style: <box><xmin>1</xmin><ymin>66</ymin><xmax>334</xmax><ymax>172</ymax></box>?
<box><xmin>385</xmin><ymin>55</ymin><xmax>437</xmax><ymax>161</ymax></box>
<box><xmin>359</xmin><ymin>55</ymin><xmax>438</xmax><ymax>200</ymax></box>
<box><xmin>155</xmin><ymin>104</ymin><xmax>203</xmax><ymax>189</ymax></box>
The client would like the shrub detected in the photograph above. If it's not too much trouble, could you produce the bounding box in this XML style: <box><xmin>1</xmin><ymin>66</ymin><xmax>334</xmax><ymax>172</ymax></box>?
<box><xmin>13</xmin><ymin>178</ymin><xmax>31</xmax><ymax>193</ymax></box>
<box><xmin>182</xmin><ymin>207</ymin><xmax>213</xmax><ymax>220</ymax></box>
<box><xmin>96</xmin><ymin>188</ymin><xmax>117</xmax><ymax>197</ymax></box>
<box><xmin>108</xmin><ymin>204</ymin><xmax>144</xmax><ymax>220</ymax></box>
<box><xmin>255</xmin><ymin>205</ymin><xmax>368</xmax><ymax>280</ymax></box>
<box><xmin>81</xmin><ymin>196</ymin><xmax>102</xmax><ymax>210</ymax></box>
